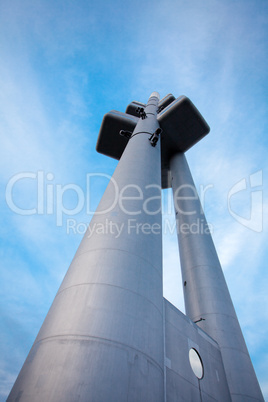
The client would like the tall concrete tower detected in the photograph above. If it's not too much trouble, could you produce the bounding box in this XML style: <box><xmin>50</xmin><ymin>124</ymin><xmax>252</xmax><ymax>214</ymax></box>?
<box><xmin>8</xmin><ymin>92</ymin><xmax>263</xmax><ymax>401</ymax></box>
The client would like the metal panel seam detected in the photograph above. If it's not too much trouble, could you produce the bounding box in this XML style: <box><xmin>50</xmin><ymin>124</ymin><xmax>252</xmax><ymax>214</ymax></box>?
<box><xmin>72</xmin><ymin>248</ymin><xmax>162</xmax><ymax>276</ymax></box>
<box><xmin>55</xmin><ymin>282</ymin><xmax>164</xmax><ymax>316</ymax></box>
<box><xmin>32</xmin><ymin>334</ymin><xmax>164</xmax><ymax>373</ymax></box>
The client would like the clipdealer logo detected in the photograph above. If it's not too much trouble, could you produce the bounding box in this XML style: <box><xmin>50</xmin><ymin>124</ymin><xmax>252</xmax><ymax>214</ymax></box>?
<box><xmin>5</xmin><ymin>170</ymin><xmax>263</xmax><ymax>234</ymax></box>
<box><xmin>227</xmin><ymin>170</ymin><xmax>263</xmax><ymax>232</ymax></box>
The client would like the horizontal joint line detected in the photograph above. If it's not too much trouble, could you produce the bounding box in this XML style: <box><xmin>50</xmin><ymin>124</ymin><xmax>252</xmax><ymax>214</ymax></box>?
<box><xmin>56</xmin><ymin>282</ymin><xmax>163</xmax><ymax>316</ymax></box>
<box><xmin>33</xmin><ymin>334</ymin><xmax>164</xmax><ymax>374</ymax></box>
<box><xmin>72</xmin><ymin>248</ymin><xmax>162</xmax><ymax>277</ymax></box>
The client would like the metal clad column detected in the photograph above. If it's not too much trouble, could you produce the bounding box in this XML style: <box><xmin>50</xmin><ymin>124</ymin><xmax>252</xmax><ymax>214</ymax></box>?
<box><xmin>170</xmin><ymin>152</ymin><xmax>264</xmax><ymax>402</ymax></box>
<box><xmin>8</xmin><ymin>93</ymin><xmax>164</xmax><ymax>402</ymax></box>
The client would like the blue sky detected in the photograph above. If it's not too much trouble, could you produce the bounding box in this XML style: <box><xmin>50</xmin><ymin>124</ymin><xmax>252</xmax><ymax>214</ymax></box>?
<box><xmin>0</xmin><ymin>0</ymin><xmax>267</xmax><ymax>399</ymax></box>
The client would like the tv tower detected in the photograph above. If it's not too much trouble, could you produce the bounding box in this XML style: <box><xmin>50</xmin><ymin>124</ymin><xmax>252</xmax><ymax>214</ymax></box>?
<box><xmin>8</xmin><ymin>92</ymin><xmax>263</xmax><ymax>401</ymax></box>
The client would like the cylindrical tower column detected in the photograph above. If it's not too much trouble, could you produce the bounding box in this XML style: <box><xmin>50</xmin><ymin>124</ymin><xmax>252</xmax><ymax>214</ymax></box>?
<box><xmin>8</xmin><ymin>93</ymin><xmax>164</xmax><ymax>402</ymax></box>
<box><xmin>170</xmin><ymin>152</ymin><xmax>263</xmax><ymax>402</ymax></box>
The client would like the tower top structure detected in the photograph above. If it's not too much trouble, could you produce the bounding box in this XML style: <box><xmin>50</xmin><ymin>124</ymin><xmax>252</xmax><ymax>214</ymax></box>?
<box><xmin>96</xmin><ymin>93</ymin><xmax>210</xmax><ymax>188</ymax></box>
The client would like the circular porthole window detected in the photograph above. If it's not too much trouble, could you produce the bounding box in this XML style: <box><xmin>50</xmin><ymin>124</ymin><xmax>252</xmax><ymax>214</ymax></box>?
<box><xmin>189</xmin><ymin>348</ymin><xmax>204</xmax><ymax>379</ymax></box>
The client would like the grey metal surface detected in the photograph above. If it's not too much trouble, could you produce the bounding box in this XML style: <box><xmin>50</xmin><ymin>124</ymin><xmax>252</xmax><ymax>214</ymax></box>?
<box><xmin>170</xmin><ymin>152</ymin><xmax>264</xmax><ymax>401</ymax></box>
<box><xmin>158</xmin><ymin>94</ymin><xmax>175</xmax><ymax>111</ymax></box>
<box><xmin>8</xmin><ymin>94</ymin><xmax>164</xmax><ymax>402</ymax></box>
<box><xmin>96</xmin><ymin>110</ymin><xmax>139</xmax><ymax>159</ymax></box>
<box><xmin>164</xmin><ymin>298</ymin><xmax>231</xmax><ymax>402</ymax></box>
<box><xmin>125</xmin><ymin>100</ymin><xmax>146</xmax><ymax>117</ymax></box>
<box><xmin>149</xmin><ymin>91</ymin><xmax>160</xmax><ymax>99</ymax></box>
<box><xmin>96</xmin><ymin>95</ymin><xmax>209</xmax><ymax>190</ymax></box>
<box><xmin>158</xmin><ymin>96</ymin><xmax>210</xmax><ymax>189</ymax></box>
<box><xmin>125</xmin><ymin>94</ymin><xmax>174</xmax><ymax>118</ymax></box>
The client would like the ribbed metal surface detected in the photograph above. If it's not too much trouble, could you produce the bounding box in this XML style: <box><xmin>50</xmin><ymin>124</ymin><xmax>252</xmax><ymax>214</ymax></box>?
<box><xmin>150</xmin><ymin>91</ymin><xmax>160</xmax><ymax>99</ymax></box>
